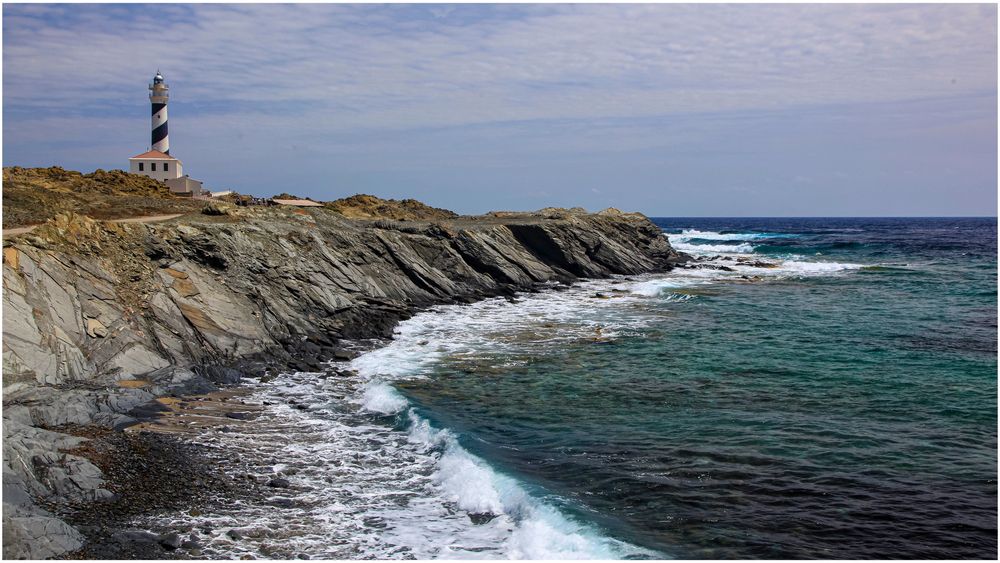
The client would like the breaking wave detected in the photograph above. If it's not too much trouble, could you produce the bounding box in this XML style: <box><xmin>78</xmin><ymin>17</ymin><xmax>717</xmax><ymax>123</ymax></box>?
<box><xmin>666</xmin><ymin>229</ymin><xmax>863</xmax><ymax>276</ymax></box>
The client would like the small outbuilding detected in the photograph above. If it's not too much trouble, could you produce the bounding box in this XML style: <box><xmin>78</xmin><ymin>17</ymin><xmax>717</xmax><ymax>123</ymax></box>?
<box><xmin>164</xmin><ymin>176</ymin><xmax>203</xmax><ymax>197</ymax></box>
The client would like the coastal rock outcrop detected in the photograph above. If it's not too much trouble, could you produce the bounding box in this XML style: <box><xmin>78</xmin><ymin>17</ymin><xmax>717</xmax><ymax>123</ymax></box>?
<box><xmin>2</xmin><ymin>204</ymin><xmax>686</xmax><ymax>558</ymax></box>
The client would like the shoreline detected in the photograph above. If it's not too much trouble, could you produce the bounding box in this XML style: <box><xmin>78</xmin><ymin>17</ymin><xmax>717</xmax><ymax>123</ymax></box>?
<box><xmin>69</xmin><ymin>274</ymin><xmax>661</xmax><ymax>559</ymax></box>
<box><xmin>51</xmin><ymin>278</ymin><xmax>635</xmax><ymax>559</ymax></box>
<box><xmin>3</xmin><ymin>203</ymin><xmax>688</xmax><ymax>559</ymax></box>
<box><xmin>54</xmin><ymin>418</ymin><xmax>265</xmax><ymax>559</ymax></box>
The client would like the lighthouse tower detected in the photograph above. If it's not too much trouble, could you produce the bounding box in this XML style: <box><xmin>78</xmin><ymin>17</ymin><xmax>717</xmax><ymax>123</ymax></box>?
<box><xmin>130</xmin><ymin>70</ymin><xmax>183</xmax><ymax>181</ymax></box>
<box><xmin>149</xmin><ymin>70</ymin><xmax>170</xmax><ymax>154</ymax></box>
<box><xmin>130</xmin><ymin>70</ymin><xmax>205</xmax><ymax>195</ymax></box>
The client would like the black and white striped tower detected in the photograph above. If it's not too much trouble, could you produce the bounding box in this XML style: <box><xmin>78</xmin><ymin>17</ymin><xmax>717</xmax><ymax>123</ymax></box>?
<box><xmin>149</xmin><ymin>71</ymin><xmax>169</xmax><ymax>154</ymax></box>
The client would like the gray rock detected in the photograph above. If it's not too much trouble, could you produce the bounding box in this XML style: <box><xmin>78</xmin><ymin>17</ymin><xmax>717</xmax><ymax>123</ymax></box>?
<box><xmin>2</xmin><ymin>511</ymin><xmax>84</xmax><ymax>559</ymax></box>
<box><xmin>157</xmin><ymin>532</ymin><xmax>182</xmax><ymax>550</ymax></box>
<box><xmin>193</xmin><ymin>364</ymin><xmax>244</xmax><ymax>384</ymax></box>
<box><xmin>115</xmin><ymin>530</ymin><xmax>160</xmax><ymax>545</ymax></box>
<box><xmin>85</xmin><ymin>318</ymin><xmax>108</xmax><ymax>338</ymax></box>
<box><xmin>468</xmin><ymin>512</ymin><xmax>499</xmax><ymax>525</ymax></box>
<box><xmin>268</xmin><ymin>497</ymin><xmax>296</xmax><ymax>508</ymax></box>
<box><xmin>331</xmin><ymin>348</ymin><xmax>357</xmax><ymax>360</ymax></box>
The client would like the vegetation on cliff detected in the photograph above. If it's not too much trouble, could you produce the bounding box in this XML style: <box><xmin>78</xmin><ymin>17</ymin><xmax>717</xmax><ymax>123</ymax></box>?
<box><xmin>2</xmin><ymin>167</ymin><xmax>205</xmax><ymax>229</ymax></box>
<box><xmin>324</xmin><ymin>193</ymin><xmax>459</xmax><ymax>221</ymax></box>
<box><xmin>3</xmin><ymin>167</ymin><xmax>461</xmax><ymax>230</ymax></box>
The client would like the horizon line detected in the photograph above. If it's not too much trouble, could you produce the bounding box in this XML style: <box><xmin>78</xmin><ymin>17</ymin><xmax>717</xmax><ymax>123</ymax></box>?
<box><xmin>645</xmin><ymin>215</ymin><xmax>998</xmax><ymax>219</ymax></box>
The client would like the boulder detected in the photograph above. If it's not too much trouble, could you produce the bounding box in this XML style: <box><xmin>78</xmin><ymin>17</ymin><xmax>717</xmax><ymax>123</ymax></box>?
<box><xmin>157</xmin><ymin>532</ymin><xmax>182</xmax><ymax>550</ymax></box>
<box><xmin>85</xmin><ymin>318</ymin><xmax>108</xmax><ymax>338</ymax></box>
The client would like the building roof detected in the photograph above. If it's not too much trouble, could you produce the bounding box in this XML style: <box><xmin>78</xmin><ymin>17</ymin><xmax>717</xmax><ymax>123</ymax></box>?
<box><xmin>129</xmin><ymin>150</ymin><xmax>179</xmax><ymax>160</ymax></box>
<box><xmin>273</xmin><ymin>199</ymin><xmax>325</xmax><ymax>207</ymax></box>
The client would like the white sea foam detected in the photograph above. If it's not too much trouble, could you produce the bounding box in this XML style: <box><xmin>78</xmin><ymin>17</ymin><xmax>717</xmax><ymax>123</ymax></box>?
<box><xmin>670</xmin><ymin>240</ymin><xmax>757</xmax><ymax>254</ymax></box>
<box><xmin>711</xmin><ymin>259</ymin><xmax>864</xmax><ymax>278</ymax></box>
<box><xmin>400</xmin><ymin>411</ymin><xmax>652</xmax><ymax>559</ymax></box>
<box><xmin>664</xmin><ymin>228</ymin><xmax>864</xmax><ymax>277</ymax></box>
<box><xmin>667</xmin><ymin>230</ymin><xmax>760</xmax><ymax>255</ymax></box>
<box><xmin>405</xmin><ymin>414</ymin><xmax>505</xmax><ymax>515</ymax></box>
<box><xmin>672</xmin><ymin>228</ymin><xmax>795</xmax><ymax>241</ymax></box>
<box><xmin>350</xmin><ymin>280</ymin><xmax>658</xmax><ymax>381</ymax></box>
<box><xmin>667</xmin><ymin>229</ymin><xmax>804</xmax><ymax>256</ymax></box>
<box><xmin>770</xmin><ymin>260</ymin><xmax>863</xmax><ymax>273</ymax></box>
<box><xmin>359</xmin><ymin>380</ymin><xmax>409</xmax><ymax>414</ymax></box>
<box><xmin>506</xmin><ymin>507</ymin><xmax>629</xmax><ymax>560</ymax></box>
<box><xmin>630</xmin><ymin>277</ymin><xmax>710</xmax><ymax>296</ymax></box>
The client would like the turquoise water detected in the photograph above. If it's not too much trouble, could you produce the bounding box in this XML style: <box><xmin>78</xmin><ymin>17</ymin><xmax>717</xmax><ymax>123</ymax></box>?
<box><xmin>373</xmin><ymin>218</ymin><xmax>997</xmax><ymax>558</ymax></box>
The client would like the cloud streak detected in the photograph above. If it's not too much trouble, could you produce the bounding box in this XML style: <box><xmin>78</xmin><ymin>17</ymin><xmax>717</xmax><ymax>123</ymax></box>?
<box><xmin>5</xmin><ymin>4</ymin><xmax>996</xmax><ymax>126</ymax></box>
<box><xmin>3</xmin><ymin>3</ymin><xmax>996</xmax><ymax>215</ymax></box>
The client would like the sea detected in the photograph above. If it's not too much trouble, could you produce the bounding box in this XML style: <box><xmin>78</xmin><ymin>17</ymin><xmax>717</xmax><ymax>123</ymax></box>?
<box><xmin>151</xmin><ymin>217</ymin><xmax>998</xmax><ymax>559</ymax></box>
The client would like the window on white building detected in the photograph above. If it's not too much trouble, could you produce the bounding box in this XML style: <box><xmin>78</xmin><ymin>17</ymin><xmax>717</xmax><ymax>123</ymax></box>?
<box><xmin>138</xmin><ymin>162</ymin><xmax>144</xmax><ymax>171</ymax></box>
<box><xmin>164</xmin><ymin>163</ymin><xmax>168</xmax><ymax>172</ymax></box>
<box><xmin>151</xmin><ymin>163</ymin><xmax>157</xmax><ymax>171</ymax></box>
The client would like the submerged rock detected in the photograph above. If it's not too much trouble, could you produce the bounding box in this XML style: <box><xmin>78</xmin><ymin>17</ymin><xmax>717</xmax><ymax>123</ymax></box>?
<box><xmin>736</xmin><ymin>257</ymin><xmax>779</xmax><ymax>268</ymax></box>
<box><xmin>468</xmin><ymin>512</ymin><xmax>499</xmax><ymax>525</ymax></box>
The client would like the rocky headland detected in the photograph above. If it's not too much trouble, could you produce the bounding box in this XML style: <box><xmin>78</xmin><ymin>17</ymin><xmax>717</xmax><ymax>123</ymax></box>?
<box><xmin>2</xmin><ymin>169</ymin><xmax>687</xmax><ymax>558</ymax></box>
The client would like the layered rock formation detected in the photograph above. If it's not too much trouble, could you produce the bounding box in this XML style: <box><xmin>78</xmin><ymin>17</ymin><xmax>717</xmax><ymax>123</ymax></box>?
<box><xmin>2</xmin><ymin>203</ymin><xmax>685</xmax><ymax>558</ymax></box>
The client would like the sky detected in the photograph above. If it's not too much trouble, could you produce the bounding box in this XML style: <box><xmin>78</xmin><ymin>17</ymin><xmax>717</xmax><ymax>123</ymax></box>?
<box><xmin>3</xmin><ymin>3</ymin><xmax>997</xmax><ymax>216</ymax></box>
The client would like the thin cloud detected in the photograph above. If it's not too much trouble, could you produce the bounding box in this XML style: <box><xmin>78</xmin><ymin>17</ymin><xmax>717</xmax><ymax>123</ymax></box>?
<box><xmin>2</xmin><ymin>4</ymin><xmax>995</xmax><ymax>215</ymax></box>
<box><xmin>3</xmin><ymin>4</ymin><xmax>995</xmax><ymax>129</ymax></box>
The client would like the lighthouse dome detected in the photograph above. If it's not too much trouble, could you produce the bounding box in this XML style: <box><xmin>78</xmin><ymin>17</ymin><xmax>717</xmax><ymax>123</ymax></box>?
<box><xmin>153</xmin><ymin>71</ymin><xmax>164</xmax><ymax>84</ymax></box>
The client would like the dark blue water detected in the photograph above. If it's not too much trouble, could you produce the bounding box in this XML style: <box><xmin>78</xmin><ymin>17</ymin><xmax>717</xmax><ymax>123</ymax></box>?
<box><xmin>387</xmin><ymin>217</ymin><xmax>996</xmax><ymax>559</ymax></box>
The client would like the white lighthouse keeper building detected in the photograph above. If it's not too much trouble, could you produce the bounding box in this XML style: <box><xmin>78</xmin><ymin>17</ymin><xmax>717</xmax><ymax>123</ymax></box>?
<box><xmin>129</xmin><ymin>149</ymin><xmax>182</xmax><ymax>180</ymax></box>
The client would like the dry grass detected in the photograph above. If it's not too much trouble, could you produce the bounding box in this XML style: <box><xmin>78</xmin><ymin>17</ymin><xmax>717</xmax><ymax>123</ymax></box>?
<box><xmin>324</xmin><ymin>193</ymin><xmax>458</xmax><ymax>221</ymax></box>
<box><xmin>2</xmin><ymin>166</ymin><xmax>204</xmax><ymax>228</ymax></box>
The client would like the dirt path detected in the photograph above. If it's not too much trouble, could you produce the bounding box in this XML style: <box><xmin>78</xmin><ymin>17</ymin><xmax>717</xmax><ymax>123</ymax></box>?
<box><xmin>108</xmin><ymin>213</ymin><xmax>185</xmax><ymax>224</ymax></box>
<box><xmin>1</xmin><ymin>226</ymin><xmax>36</xmax><ymax>237</ymax></box>
<box><xmin>2</xmin><ymin>213</ymin><xmax>186</xmax><ymax>238</ymax></box>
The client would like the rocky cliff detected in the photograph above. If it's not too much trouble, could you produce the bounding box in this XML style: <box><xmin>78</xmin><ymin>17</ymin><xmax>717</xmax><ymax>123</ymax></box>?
<box><xmin>2</xmin><ymin>202</ymin><xmax>685</xmax><ymax>558</ymax></box>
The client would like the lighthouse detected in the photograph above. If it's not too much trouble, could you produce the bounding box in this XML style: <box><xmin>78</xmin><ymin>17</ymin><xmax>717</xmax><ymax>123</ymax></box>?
<box><xmin>129</xmin><ymin>70</ymin><xmax>208</xmax><ymax>197</ymax></box>
<box><xmin>149</xmin><ymin>70</ymin><xmax>170</xmax><ymax>154</ymax></box>
<box><xmin>130</xmin><ymin>70</ymin><xmax>185</xmax><ymax>184</ymax></box>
